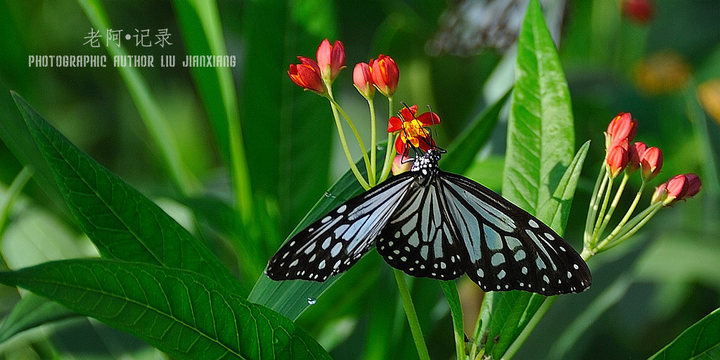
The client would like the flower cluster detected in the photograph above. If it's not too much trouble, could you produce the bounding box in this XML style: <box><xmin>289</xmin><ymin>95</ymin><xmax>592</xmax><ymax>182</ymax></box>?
<box><xmin>583</xmin><ymin>113</ymin><xmax>701</xmax><ymax>257</ymax></box>
<box><xmin>287</xmin><ymin>39</ymin><xmax>422</xmax><ymax>189</ymax></box>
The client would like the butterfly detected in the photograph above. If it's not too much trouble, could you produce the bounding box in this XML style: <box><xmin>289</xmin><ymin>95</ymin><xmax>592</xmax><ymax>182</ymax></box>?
<box><xmin>265</xmin><ymin>117</ymin><xmax>591</xmax><ymax>296</ymax></box>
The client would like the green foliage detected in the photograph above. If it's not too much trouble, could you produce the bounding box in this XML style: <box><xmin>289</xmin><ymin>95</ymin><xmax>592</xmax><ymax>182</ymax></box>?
<box><xmin>0</xmin><ymin>0</ymin><xmax>717</xmax><ymax>358</ymax></box>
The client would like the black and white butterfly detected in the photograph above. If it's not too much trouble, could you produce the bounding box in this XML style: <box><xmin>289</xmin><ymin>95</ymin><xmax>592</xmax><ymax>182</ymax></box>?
<box><xmin>265</xmin><ymin>141</ymin><xmax>591</xmax><ymax>296</ymax></box>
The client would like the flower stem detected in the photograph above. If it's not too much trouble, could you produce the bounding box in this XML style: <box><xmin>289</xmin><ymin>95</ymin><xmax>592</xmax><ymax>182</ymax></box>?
<box><xmin>394</xmin><ymin>269</ymin><xmax>430</xmax><ymax>360</ymax></box>
<box><xmin>584</xmin><ymin>166</ymin><xmax>607</xmax><ymax>245</ymax></box>
<box><xmin>590</xmin><ymin>174</ymin><xmax>614</xmax><ymax>247</ymax></box>
<box><xmin>367</xmin><ymin>97</ymin><xmax>378</xmax><ymax>186</ymax></box>
<box><xmin>594</xmin><ymin>172</ymin><xmax>629</xmax><ymax>244</ymax></box>
<box><xmin>440</xmin><ymin>281</ymin><xmax>465</xmax><ymax>360</ymax></box>
<box><xmin>597</xmin><ymin>202</ymin><xmax>662</xmax><ymax>252</ymax></box>
<box><xmin>328</xmin><ymin>97</ymin><xmax>372</xmax><ymax>177</ymax></box>
<box><xmin>601</xmin><ymin>181</ymin><xmax>646</xmax><ymax>245</ymax></box>
<box><xmin>587</xmin><ymin>171</ymin><xmax>610</xmax><ymax>248</ymax></box>
<box><xmin>326</xmin><ymin>96</ymin><xmax>370</xmax><ymax>189</ymax></box>
<box><xmin>379</xmin><ymin>97</ymin><xmax>396</xmax><ymax>182</ymax></box>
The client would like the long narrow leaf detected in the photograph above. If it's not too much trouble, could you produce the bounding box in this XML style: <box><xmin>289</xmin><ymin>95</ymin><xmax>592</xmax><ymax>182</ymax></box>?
<box><xmin>482</xmin><ymin>0</ymin><xmax>578</xmax><ymax>357</ymax></box>
<box><xmin>0</xmin><ymin>259</ymin><xmax>331</xmax><ymax>359</ymax></box>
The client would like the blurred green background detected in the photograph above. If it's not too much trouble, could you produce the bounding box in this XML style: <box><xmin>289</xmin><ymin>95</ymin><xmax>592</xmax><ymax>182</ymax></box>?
<box><xmin>0</xmin><ymin>0</ymin><xmax>719</xmax><ymax>359</ymax></box>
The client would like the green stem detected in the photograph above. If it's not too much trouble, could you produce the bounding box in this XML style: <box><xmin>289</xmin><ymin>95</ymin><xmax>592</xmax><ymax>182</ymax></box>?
<box><xmin>326</xmin><ymin>96</ymin><xmax>370</xmax><ymax>189</ymax></box>
<box><xmin>590</xmin><ymin>173</ymin><xmax>613</xmax><ymax>248</ymax></box>
<box><xmin>367</xmin><ymin>97</ymin><xmax>378</xmax><ymax>186</ymax></box>
<box><xmin>594</xmin><ymin>172</ymin><xmax>629</xmax><ymax>243</ymax></box>
<box><xmin>598</xmin><ymin>202</ymin><xmax>663</xmax><ymax>252</ymax></box>
<box><xmin>584</xmin><ymin>166</ymin><xmax>607</xmax><ymax>246</ymax></box>
<box><xmin>394</xmin><ymin>269</ymin><xmax>430</xmax><ymax>360</ymax></box>
<box><xmin>602</xmin><ymin>181</ymin><xmax>646</xmax><ymax>244</ymax></box>
<box><xmin>440</xmin><ymin>281</ymin><xmax>465</xmax><ymax>360</ymax></box>
<box><xmin>328</xmin><ymin>97</ymin><xmax>372</xmax><ymax>177</ymax></box>
<box><xmin>379</xmin><ymin>97</ymin><xmax>396</xmax><ymax>182</ymax></box>
<box><xmin>0</xmin><ymin>167</ymin><xmax>33</xmax><ymax>235</ymax></box>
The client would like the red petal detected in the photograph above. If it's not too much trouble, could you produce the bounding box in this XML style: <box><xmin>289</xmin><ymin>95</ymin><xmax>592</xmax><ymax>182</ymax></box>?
<box><xmin>399</xmin><ymin>105</ymin><xmax>418</xmax><ymax>121</ymax></box>
<box><xmin>395</xmin><ymin>136</ymin><xmax>406</xmax><ymax>155</ymax></box>
<box><xmin>417</xmin><ymin>112</ymin><xmax>440</xmax><ymax>126</ymax></box>
<box><xmin>388</xmin><ymin>116</ymin><xmax>403</xmax><ymax>132</ymax></box>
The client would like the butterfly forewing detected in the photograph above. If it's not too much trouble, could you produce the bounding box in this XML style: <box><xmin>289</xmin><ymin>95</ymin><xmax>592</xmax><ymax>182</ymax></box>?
<box><xmin>377</xmin><ymin>181</ymin><xmax>466</xmax><ymax>280</ymax></box>
<box><xmin>440</xmin><ymin>172</ymin><xmax>591</xmax><ymax>295</ymax></box>
<box><xmin>265</xmin><ymin>173</ymin><xmax>417</xmax><ymax>281</ymax></box>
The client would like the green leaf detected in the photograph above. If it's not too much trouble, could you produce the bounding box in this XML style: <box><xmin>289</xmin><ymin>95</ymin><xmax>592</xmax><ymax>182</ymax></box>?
<box><xmin>649</xmin><ymin>308</ymin><xmax>720</xmax><ymax>360</ymax></box>
<box><xmin>0</xmin><ymin>259</ymin><xmax>331</xmax><ymax>359</ymax></box>
<box><xmin>440</xmin><ymin>88</ymin><xmax>512</xmax><ymax>174</ymax></box>
<box><xmin>481</xmin><ymin>0</ymin><xmax>579</xmax><ymax>358</ymax></box>
<box><xmin>502</xmin><ymin>0</ymin><xmax>574</xmax><ymax>214</ymax></box>
<box><xmin>0</xmin><ymin>293</ymin><xmax>75</xmax><ymax>344</ymax></box>
<box><xmin>11</xmin><ymin>92</ymin><xmax>239</xmax><ymax>291</ymax></box>
<box><xmin>537</xmin><ymin>140</ymin><xmax>591</xmax><ymax>233</ymax></box>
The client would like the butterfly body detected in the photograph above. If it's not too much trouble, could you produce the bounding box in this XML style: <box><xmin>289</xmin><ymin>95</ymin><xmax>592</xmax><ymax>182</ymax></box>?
<box><xmin>266</xmin><ymin>148</ymin><xmax>591</xmax><ymax>295</ymax></box>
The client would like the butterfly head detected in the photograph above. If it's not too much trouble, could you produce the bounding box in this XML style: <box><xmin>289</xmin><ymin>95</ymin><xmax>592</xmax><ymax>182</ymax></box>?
<box><xmin>410</xmin><ymin>147</ymin><xmax>444</xmax><ymax>176</ymax></box>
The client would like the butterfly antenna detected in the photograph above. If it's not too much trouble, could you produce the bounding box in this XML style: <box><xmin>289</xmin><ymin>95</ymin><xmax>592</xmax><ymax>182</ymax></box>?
<box><xmin>425</xmin><ymin>105</ymin><xmax>446</xmax><ymax>153</ymax></box>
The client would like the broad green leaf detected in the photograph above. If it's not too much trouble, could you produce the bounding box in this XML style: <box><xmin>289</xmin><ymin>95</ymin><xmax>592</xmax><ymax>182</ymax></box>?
<box><xmin>649</xmin><ymin>308</ymin><xmax>720</xmax><ymax>360</ymax></box>
<box><xmin>0</xmin><ymin>89</ymin><xmax>63</xmax><ymax>208</ymax></box>
<box><xmin>502</xmin><ymin>0</ymin><xmax>574</xmax><ymax>214</ymax></box>
<box><xmin>0</xmin><ymin>259</ymin><xmax>331</xmax><ymax>359</ymax></box>
<box><xmin>12</xmin><ymin>93</ymin><xmax>239</xmax><ymax>291</ymax></box>
<box><xmin>440</xmin><ymin>88</ymin><xmax>512</xmax><ymax>174</ymax></box>
<box><xmin>482</xmin><ymin>1</ymin><xmax>579</xmax><ymax>356</ymax></box>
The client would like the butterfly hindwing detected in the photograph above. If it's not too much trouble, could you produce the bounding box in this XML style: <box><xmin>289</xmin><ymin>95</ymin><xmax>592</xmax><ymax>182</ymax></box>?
<box><xmin>439</xmin><ymin>172</ymin><xmax>591</xmax><ymax>295</ymax></box>
<box><xmin>377</xmin><ymin>180</ymin><xmax>466</xmax><ymax>280</ymax></box>
<box><xmin>265</xmin><ymin>173</ymin><xmax>416</xmax><ymax>281</ymax></box>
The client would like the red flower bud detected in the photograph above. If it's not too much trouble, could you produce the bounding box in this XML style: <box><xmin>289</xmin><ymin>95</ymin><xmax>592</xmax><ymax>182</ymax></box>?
<box><xmin>606</xmin><ymin>145</ymin><xmax>629</xmax><ymax>178</ymax></box>
<box><xmin>392</xmin><ymin>154</ymin><xmax>412</xmax><ymax>175</ymax></box>
<box><xmin>627</xmin><ymin>141</ymin><xmax>647</xmax><ymax>173</ymax></box>
<box><xmin>288</xmin><ymin>56</ymin><xmax>325</xmax><ymax>94</ymax></box>
<box><xmin>622</xmin><ymin>0</ymin><xmax>654</xmax><ymax>24</ymax></box>
<box><xmin>605</xmin><ymin>113</ymin><xmax>637</xmax><ymax>150</ymax></box>
<box><xmin>652</xmin><ymin>173</ymin><xmax>702</xmax><ymax>206</ymax></box>
<box><xmin>353</xmin><ymin>62</ymin><xmax>374</xmax><ymax>99</ymax></box>
<box><xmin>317</xmin><ymin>39</ymin><xmax>345</xmax><ymax>82</ymax></box>
<box><xmin>370</xmin><ymin>55</ymin><xmax>399</xmax><ymax>97</ymax></box>
<box><xmin>640</xmin><ymin>146</ymin><xmax>663</xmax><ymax>180</ymax></box>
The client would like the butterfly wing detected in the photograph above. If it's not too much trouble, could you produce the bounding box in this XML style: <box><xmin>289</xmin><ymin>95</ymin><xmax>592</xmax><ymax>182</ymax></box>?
<box><xmin>265</xmin><ymin>173</ymin><xmax>417</xmax><ymax>281</ymax></box>
<box><xmin>439</xmin><ymin>172</ymin><xmax>591</xmax><ymax>295</ymax></box>
<box><xmin>377</xmin><ymin>179</ymin><xmax>467</xmax><ymax>280</ymax></box>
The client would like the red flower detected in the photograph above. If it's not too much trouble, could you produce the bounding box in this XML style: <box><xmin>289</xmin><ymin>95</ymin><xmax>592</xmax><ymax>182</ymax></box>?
<box><xmin>370</xmin><ymin>55</ymin><xmax>399</xmax><ymax>97</ymax></box>
<box><xmin>387</xmin><ymin>105</ymin><xmax>440</xmax><ymax>155</ymax></box>
<box><xmin>606</xmin><ymin>144</ymin><xmax>629</xmax><ymax>178</ymax></box>
<box><xmin>652</xmin><ymin>173</ymin><xmax>702</xmax><ymax>206</ymax></box>
<box><xmin>605</xmin><ymin>112</ymin><xmax>636</xmax><ymax>150</ymax></box>
<box><xmin>317</xmin><ymin>39</ymin><xmax>345</xmax><ymax>82</ymax></box>
<box><xmin>640</xmin><ymin>146</ymin><xmax>663</xmax><ymax>180</ymax></box>
<box><xmin>353</xmin><ymin>62</ymin><xmax>374</xmax><ymax>98</ymax></box>
<box><xmin>627</xmin><ymin>141</ymin><xmax>647</xmax><ymax>173</ymax></box>
<box><xmin>623</xmin><ymin>0</ymin><xmax>654</xmax><ymax>24</ymax></box>
<box><xmin>288</xmin><ymin>56</ymin><xmax>325</xmax><ymax>94</ymax></box>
